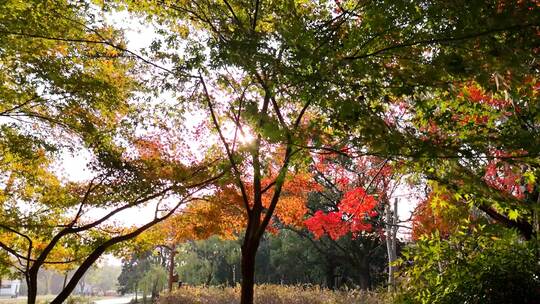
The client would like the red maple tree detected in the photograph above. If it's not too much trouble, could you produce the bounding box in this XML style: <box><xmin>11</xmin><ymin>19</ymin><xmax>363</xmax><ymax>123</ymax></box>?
<box><xmin>304</xmin><ymin>154</ymin><xmax>398</xmax><ymax>240</ymax></box>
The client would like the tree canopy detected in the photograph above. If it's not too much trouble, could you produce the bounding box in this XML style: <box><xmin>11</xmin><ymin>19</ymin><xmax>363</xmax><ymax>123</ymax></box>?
<box><xmin>1</xmin><ymin>1</ymin><xmax>539</xmax><ymax>303</ymax></box>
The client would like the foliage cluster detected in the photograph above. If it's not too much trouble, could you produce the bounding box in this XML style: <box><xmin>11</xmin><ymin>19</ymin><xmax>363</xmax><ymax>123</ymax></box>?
<box><xmin>395</xmin><ymin>224</ymin><xmax>540</xmax><ymax>304</ymax></box>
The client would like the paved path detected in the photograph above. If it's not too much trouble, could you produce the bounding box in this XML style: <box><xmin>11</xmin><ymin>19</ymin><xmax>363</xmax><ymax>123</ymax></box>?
<box><xmin>93</xmin><ymin>297</ymin><xmax>133</xmax><ymax>304</ymax></box>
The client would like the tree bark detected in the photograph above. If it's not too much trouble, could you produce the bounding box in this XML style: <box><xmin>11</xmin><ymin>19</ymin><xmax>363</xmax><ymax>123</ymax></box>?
<box><xmin>167</xmin><ymin>244</ymin><xmax>177</xmax><ymax>293</ymax></box>
<box><xmin>324</xmin><ymin>260</ymin><xmax>336</xmax><ymax>290</ymax></box>
<box><xmin>357</xmin><ymin>258</ymin><xmax>372</xmax><ymax>290</ymax></box>
<box><xmin>27</xmin><ymin>273</ymin><xmax>37</xmax><ymax>304</ymax></box>
<box><xmin>240</xmin><ymin>240</ymin><xmax>259</xmax><ymax>304</ymax></box>
<box><xmin>358</xmin><ymin>270</ymin><xmax>371</xmax><ymax>290</ymax></box>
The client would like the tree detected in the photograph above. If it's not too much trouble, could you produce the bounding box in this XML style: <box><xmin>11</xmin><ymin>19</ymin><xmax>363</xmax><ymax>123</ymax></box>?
<box><xmin>113</xmin><ymin>1</ymin><xmax>539</xmax><ymax>302</ymax></box>
<box><xmin>106</xmin><ymin>0</ymin><xmax>356</xmax><ymax>300</ymax></box>
<box><xmin>373</xmin><ymin>77</ymin><xmax>539</xmax><ymax>242</ymax></box>
<box><xmin>138</xmin><ymin>265</ymin><xmax>167</xmax><ymax>303</ymax></box>
<box><xmin>118</xmin><ymin>251</ymin><xmax>154</xmax><ymax>301</ymax></box>
<box><xmin>302</xmin><ymin>154</ymin><xmax>406</xmax><ymax>289</ymax></box>
<box><xmin>327</xmin><ymin>1</ymin><xmax>540</xmax><ymax>239</ymax></box>
<box><xmin>123</xmin><ymin>194</ymin><xmax>246</xmax><ymax>294</ymax></box>
<box><xmin>0</xmin><ymin>1</ymin><xmax>220</xmax><ymax>303</ymax></box>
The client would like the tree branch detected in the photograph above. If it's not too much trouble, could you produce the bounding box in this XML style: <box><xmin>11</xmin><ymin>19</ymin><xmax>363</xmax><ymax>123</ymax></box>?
<box><xmin>344</xmin><ymin>23</ymin><xmax>539</xmax><ymax>60</ymax></box>
<box><xmin>199</xmin><ymin>73</ymin><xmax>252</xmax><ymax>214</ymax></box>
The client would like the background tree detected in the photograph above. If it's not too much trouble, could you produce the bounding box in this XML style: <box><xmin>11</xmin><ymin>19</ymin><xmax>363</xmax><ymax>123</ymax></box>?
<box><xmin>118</xmin><ymin>251</ymin><xmax>154</xmax><ymax>301</ymax></box>
<box><xmin>86</xmin><ymin>263</ymin><xmax>121</xmax><ymax>295</ymax></box>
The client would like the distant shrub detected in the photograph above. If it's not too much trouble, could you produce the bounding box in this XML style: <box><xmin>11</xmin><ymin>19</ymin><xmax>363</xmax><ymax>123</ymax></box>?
<box><xmin>65</xmin><ymin>295</ymin><xmax>93</xmax><ymax>304</ymax></box>
<box><xmin>158</xmin><ymin>284</ymin><xmax>383</xmax><ymax>304</ymax></box>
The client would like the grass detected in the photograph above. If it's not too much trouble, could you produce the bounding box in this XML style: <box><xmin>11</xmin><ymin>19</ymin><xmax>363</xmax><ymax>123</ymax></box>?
<box><xmin>0</xmin><ymin>295</ymin><xmax>106</xmax><ymax>304</ymax></box>
<box><xmin>0</xmin><ymin>295</ymin><xmax>55</xmax><ymax>304</ymax></box>
<box><xmin>158</xmin><ymin>284</ymin><xmax>385</xmax><ymax>304</ymax></box>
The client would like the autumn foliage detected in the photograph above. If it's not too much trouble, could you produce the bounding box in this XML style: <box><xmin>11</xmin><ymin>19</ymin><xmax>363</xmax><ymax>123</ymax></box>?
<box><xmin>304</xmin><ymin>187</ymin><xmax>378</xmax><ymax>240</ymax></box>
<box><xmin>411</xmin><ymin>194</ymin><xmax>454</xmax><ymax>240</ymax></box>
<box><xmin>302</xmin><ymin>153</ymin><xmax>397</xmax><ymax>240</ymax></box>
<box><xmin>483</xmin><ymin>149</ymin><xmax>534</xmax><ymax>200</ymax></box>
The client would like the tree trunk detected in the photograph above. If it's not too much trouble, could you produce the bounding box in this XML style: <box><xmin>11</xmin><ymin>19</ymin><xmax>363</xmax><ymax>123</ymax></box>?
<box><xmin>534</xmin><ymin>193</ymin><xmax>540</xmax><ymax>259</ymax></box>
<box><xmin>357</xmin><ymin>256</ymin><xmax>372</xmax><ymax>291</ymax></box>
<box><xmin>27</xmin><ymin>272</ymin><xmax>37</xmax><ymax>304</ymax></box>
<box><xmin>385</xmin><ymin>198</ymin><xmax>398</xmax><ymax>292</ymax></box>
<box><xmin>151</xmin><ymin>281</ymin><xmax>158</xmax><ymax>302</ymax></box>
<box><xmin>240</xmin><ymin>238</ymin><xmax>259</xmax><ymax>304</ymax></box>
<box><xmin>205</xmin><ymin>271</ymin><xmax>213</xmax><ymax>286</ymax></box>
<box><xmin>325</xmin><ymin>261</ymin><xmax>336</xmax><ymax>290</ymax></box>
<box><xmin>63</xmin><ymin>272</ymin><xmax>68</xmax><ymax>289</ymax></box>
<box><xmin>358</xmin><ymin>269</ymin><xmax>371</xmax><ymax>291</ymax></box>
<box><xmin>167</xmin><ymin>244</ymin><xmax>177</xmax><ymax>293</ymax></box>
<box><xmin>232</xmin><ymin>264</ymin><xmax>236</xmax><ymax>286</ymax></box>
<box><xmin>353</xmin><ymin>254</ymin><xmax>372</xmax><ymax>291</ymax></box>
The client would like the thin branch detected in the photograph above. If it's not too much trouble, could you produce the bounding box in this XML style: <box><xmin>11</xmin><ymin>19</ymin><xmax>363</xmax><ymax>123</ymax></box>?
<box><xmin>252</xmin><ymin>0</ymin><xmax>261</xmax><ymax>31</ymax></box>
<box><xmin>294</xmin><ymin>143</ymin><xmax>540</xmax><ymax>160</ymax></box>
<box><xmin>344</xmin><ymin>23</ymin><xmax>539</xmax><ymax>60</ymax></box>
<box><xmin>223</xmin><ymin>0</ymin><xmax>244</xmax><ymax>29</ymax></box>
<box><xmin>199</xmin><ymin>72</ymin><xmax>252</xmax><ymax>214</ymax></box>
<box><xmin>256</xmin><ymin>146</ymin><xmax>298</xmax><ymax>238</ymax></box>
<box><xmin>0</xmin><ymin>95</ymin><xmax>40</xmax><ymax>116</ymax></box>
<box><xmin>260</xmin><ymin>180</ymin><xmax>276</xmax><ymax>194</ymax></box>
<box><xmin>293</xmin><ymin>99</ymin><xmax>312</xmax><ymax>129</ymax></box>
<box><xmin>69</xmin><ymin>176</ymin><xmax>105</xmax><ymax>227</ymax></box>
<box><xmin>0</xmin><ymin>30</ymin><xmax>192</xmax><ymax>78</ymax></box>
<box><xmin>166</xmin><ymin>2</ymin><xmax>228</xmax><ymax>43</ymax></box>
